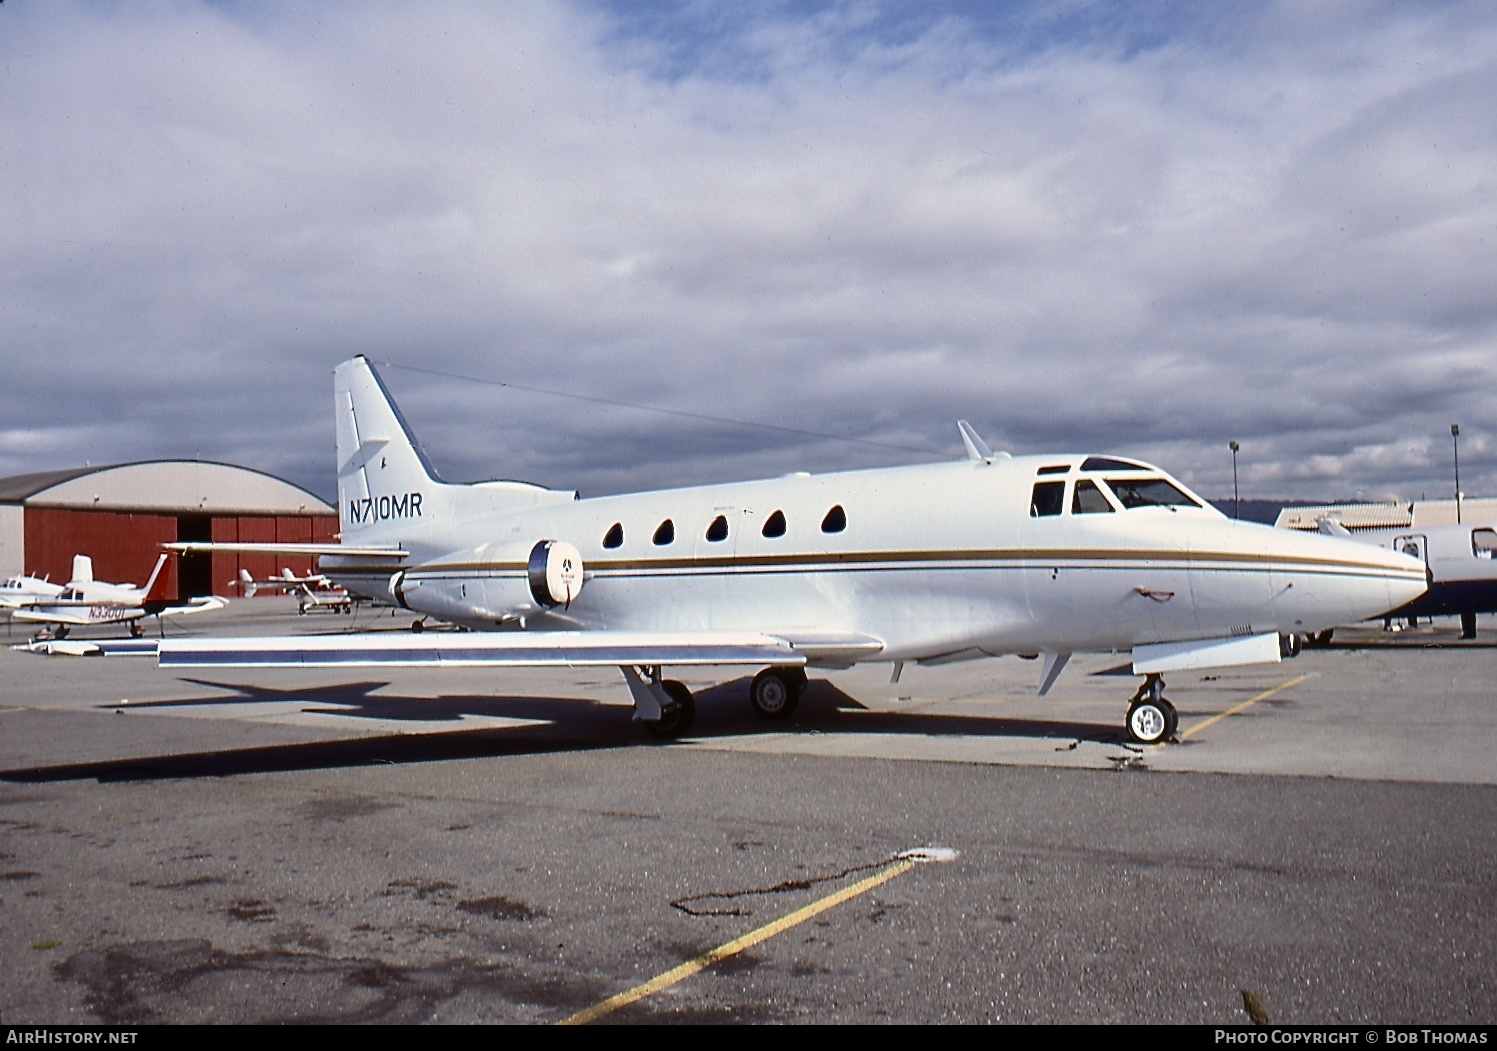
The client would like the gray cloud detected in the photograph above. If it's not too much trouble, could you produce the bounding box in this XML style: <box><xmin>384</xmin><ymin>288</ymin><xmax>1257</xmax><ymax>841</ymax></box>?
<box><xmin>2</xmin><ymin>0</ymin><xmax>1493</xmax><ymax>510</ymax></box>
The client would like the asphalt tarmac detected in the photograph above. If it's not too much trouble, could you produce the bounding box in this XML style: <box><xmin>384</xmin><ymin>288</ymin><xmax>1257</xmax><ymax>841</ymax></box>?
<box><xmin>0</xmin><ymin>599</ymin><xmax>1492</xmax><ymax>1025</ymax></box>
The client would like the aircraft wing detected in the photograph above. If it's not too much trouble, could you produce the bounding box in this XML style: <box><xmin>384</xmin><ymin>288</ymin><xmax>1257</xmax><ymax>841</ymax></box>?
<box><xmin>12</xmin><ymin>595</ymin><xmax>229</xmax><ymax>627</ymax></box>
<box><xmin>11</xmin><ymin>604</ymin><xmax>145</xmax><ymax>627</ymax></box>
<box><xmin>156</xmin><ymin>631</ymin><xmax>810</xmax><ymax>669</ymax></box>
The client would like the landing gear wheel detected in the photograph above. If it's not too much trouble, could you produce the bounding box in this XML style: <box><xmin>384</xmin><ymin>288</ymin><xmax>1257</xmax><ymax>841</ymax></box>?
<box><xmin>1279</xmin><ymin>633</ymin><xmax>1303</xmax><ymax>658</ymax></box>
<box><xmin>750</xmin><ymin>668</ymin><xmax>802</xmax><ymax>719</ymax></box>
<box><xmin>646</xmin><ymin>680</ymin><xmax>696</xmax><ymax>739</ymax></box>
<box><xmin>1127</xmin><ymin>699</ymin><xmax>1174</xmax><ymax>744</ymax></box>
<box><xmin>130</xmin><ymin>621</ymin><xmax>144</xmax><ymax>638</ymax></box>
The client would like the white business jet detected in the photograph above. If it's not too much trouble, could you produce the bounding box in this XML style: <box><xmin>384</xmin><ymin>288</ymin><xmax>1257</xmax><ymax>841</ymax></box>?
<box><xmin>13</xmin><ymin>553</ymin><xmax>227</xmax><ymax>639</ymax></box>
<box><xmin>161</xmin><ymin>356</ymin><xmax>1426</xmax><ymax>744</ymax></box>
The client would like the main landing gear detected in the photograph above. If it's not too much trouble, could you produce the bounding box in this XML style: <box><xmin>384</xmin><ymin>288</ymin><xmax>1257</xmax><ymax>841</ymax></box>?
<box><xmin>621</xmin><ymin>665</ymin><xmax>809</xmax><ymax>740</ymax></box>
<box><xmin>1126</xmin><ymin>673</ymin><xmax>1178</xmax><ymax>745</ymax></box>
<box><xmin>749</xmin><ymin>667</ymin><xmax>808</xmax><ymax>719</ymax></box>
<box><xmin>619</xmin><ymin>664</ymin><xmax>697</xmax><ymax>739</ymax></box>
<box><xmin>647</xmin><ymin>679</ymin><xmax>696</xmax><ymax>739</ymax></box>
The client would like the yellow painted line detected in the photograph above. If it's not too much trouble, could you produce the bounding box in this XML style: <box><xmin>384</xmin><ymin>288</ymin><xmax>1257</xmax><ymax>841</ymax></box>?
<box><xmin>556</xmin><ymin>857</ymin><xmax>920</xmax><ymax>1025</ymax></box>
<box><xmin>1178</xmin><ymin>673</ymin><xmax>1309</xmax><ymax>739</ymax></box>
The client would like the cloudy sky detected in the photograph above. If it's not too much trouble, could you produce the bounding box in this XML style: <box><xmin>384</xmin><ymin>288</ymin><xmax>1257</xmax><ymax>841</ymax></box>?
<box><xmin>3</xmin><ymin>1</ymin><xmax>1494</xmax><ymax>509</ymax></box>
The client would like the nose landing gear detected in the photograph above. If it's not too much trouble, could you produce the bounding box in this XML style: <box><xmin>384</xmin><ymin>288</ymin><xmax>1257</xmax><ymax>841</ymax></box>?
<box><xmin>1126</xmin><ymin>673</ymin><xmax>1178</xmax><ymax>744</ymax></box>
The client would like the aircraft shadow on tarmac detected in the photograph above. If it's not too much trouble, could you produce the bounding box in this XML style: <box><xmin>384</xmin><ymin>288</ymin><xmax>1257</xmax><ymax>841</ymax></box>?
<box><xmin>0</xmin><ymin>676</ymin><xmax>1128</xmax><ymax>784</ymax></box>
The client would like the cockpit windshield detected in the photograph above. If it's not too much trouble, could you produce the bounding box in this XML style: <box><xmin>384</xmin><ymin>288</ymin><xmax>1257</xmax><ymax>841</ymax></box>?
<box><xmin>1103</xmin><ymin>477</ymin><xmax>1200</xmax><ymax>509</ymax></box>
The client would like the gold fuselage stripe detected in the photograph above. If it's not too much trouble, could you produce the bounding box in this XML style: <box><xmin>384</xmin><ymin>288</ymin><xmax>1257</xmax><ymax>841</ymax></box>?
<box><xmin>362</xmin><ymin>547</ymin><xmax>1422</xmax><ymax>578</ymax></box>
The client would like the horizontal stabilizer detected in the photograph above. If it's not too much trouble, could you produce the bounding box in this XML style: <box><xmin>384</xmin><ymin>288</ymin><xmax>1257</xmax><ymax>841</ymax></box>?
<box><xmin>158</xmin><ymin>631</ymin><xmax>807</xmax><ymax>670</ymax></box>
<box><xmin>1131</xmin><ymin>632</ymin><xmax>1281</xmax><ymax>675</ymax></box>
<box><xmin>165</xmin><ymin>542</ymin><xmax>406</xmax><ymax>559</ymax></box>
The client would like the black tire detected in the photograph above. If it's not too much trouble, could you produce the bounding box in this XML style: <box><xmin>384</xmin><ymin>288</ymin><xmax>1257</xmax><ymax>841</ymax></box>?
<box><xmin>750</xmin><ymin>668</ymin><xmax>801</xmax><ymax>719</ymax></box>
<box><xmin>1127</xmin><ymin>699</ymin><xmax>1171</xmax><ymax>744</ymax></box>
<box><xmin>646</xmin><ymin>680</ymin><xmax>696</xmax><ymax>739</ymax></box>
<box><xmin>1279</xmin><ymin>633</ymin><xmax>1303</xmax><ymax>658</ymax></box>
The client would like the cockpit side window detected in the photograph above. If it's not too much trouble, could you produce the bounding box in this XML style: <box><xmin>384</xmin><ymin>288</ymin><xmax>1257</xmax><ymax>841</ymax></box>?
<box><xmin>1103</xmin><ymin>477</ymin><xmax>1200</xmax><ymax>509</ymax></box>
<box><xmin>1030</xmin><ymin>481</ymin><xmax>1065</xmax><ymax>517</ymax></box>
<box><xmin>1072</xmin><ymin>479</ymin><xmax>1114</xmax><ymax>514</ymax></box>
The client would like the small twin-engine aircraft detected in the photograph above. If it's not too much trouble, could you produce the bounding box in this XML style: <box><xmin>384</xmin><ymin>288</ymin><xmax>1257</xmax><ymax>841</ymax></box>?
<box><xmin>11</xmin><ymin>553</ymin><xmax>227</xmax><ymax>640</ymax></box>
<box><xmin>162</xmin><ymin>356</ymin><xmax>1427</xmax><ymax>744</ymax></box>
<box><xmin>1315</xmin><ymin>518</ymin><xmax>1495</xmax><ymax>639</ymax></box>
<box><xmin>233</xmin><ymin>568</ymin><xmax>355</xmax><ymax>615</ymax></box>
<box><xmin>232</xmin><ymin>567</ymin><xmax>332</xmax><ymax>597</ymax></box>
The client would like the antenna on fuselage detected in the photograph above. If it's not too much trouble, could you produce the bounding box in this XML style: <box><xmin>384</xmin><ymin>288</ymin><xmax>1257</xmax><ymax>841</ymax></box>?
<box><xmin>958</xmin><ymin>420</ymin><xmax>1010</xmax><ymax>464</ymax></box>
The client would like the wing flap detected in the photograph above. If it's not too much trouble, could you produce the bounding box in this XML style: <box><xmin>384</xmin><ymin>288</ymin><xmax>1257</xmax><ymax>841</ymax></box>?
<box><xmin>775</xmin><ymin>632</ymin><xmax>884</xmax><ymax>667</ymax></box>
<box><xmin>158</xmin><ymin>631</ymin><xmax>807</xmax><ymax>670</ymax></box>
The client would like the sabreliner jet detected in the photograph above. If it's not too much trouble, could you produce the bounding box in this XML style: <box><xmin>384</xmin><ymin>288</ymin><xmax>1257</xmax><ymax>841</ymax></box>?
<box><xmin>161</xmin><ymin>356</ymin><xmax>1426</xmax><ymax>744</ymax></box>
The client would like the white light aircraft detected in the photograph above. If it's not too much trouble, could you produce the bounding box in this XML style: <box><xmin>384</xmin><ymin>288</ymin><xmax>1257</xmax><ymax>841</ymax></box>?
<box><xmin>12</xmin><ymin>553</ymin><xmax>227</xmax><ymax>639</ymax></box>
<box><xmin>233</xmin><ymin>567</ymin><xmax>355</xmax><ymax>615</ymax></box>
<box><xmin>161</xmin><ymin>356</ymin><xmax>1427</xmax><ymax>744</ymax></box>
<box><xmin>1314</xmin><ymin>518</ymin><xmax>1494</xmax><ymax>639</ymax></box>
<box><xmin>1</xmin><ymin>571</ymin><xmax>65</xmax><ymax>611</ymax></box>
<box><xmin>232</xmin><ymin>567</ymin><xmax>330</xmax><ymax>597</ymax></box>
<box><xmin>234</xmin><ymin>567</ymin><xmax>355</xmax><ymax>615</ymax></box>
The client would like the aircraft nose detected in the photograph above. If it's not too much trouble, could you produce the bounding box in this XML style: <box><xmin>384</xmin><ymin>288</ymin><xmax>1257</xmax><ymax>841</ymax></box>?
<box><xmin>1387</xmin><ymin>546</ymin><xmax>1431</xmax><ymax>609</ymax></box>
<box><xmin>1270</xmin><ymin>529</ymin><xmax>1429</xmax><ymax>632</ymax></box>
<box><xmin>1341</xmin><ymin>537</ymin><xmax>1429</xmax><ymax>618</ymax></box>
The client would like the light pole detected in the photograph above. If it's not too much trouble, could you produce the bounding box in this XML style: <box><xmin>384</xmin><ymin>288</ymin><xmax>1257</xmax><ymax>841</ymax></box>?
<box><xmin>1229</xmin><ymin>440</ymin><xmax>1240</xmax><ymax>519</ymax></box>
<box><xmin>1451</xmin><ymin>424</ymin><xmax>1462</xmax><ymax>523</ymax></box>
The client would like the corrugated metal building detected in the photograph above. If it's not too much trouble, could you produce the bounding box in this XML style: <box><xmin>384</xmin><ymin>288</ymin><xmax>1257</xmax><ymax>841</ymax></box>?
<box><xmin>1276</xmin><ymin>497</ymin><xmax>1497</xmax><ymax>532</ymax></box>
<box><xmin>0</xmin><ymin>461</ymin><xmax>335</xmax><ymax>600</ymax></box>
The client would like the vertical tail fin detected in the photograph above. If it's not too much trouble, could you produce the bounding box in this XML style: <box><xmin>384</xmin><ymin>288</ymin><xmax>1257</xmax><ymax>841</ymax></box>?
<box><xmin>334</xmin><ymin>356</ymin><xmax>441</xmax><ymax>540</ymax></box>
<box><xmin>71</xmin><ymin>555</ymin><xmax>94</xmax><ymax>586</ymax></box>
<box><xmin>331</xmin><ymin>356</ymin><xmax>577</xmax><ymax>542</ymax></box>
<box><xmin>141</xmin><ymin>553</ymin><xmax>169</xmax><ymax>598</ymax></box>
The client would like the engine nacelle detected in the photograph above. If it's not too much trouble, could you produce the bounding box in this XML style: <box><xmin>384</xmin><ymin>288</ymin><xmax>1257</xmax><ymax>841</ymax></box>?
<box><xmin>528</xmin><ymin>539</ymin><xmax>583</xmax><ymax>607</ymax></box>
<box><xmin>389</xmin><ymin>538</ymin><xmax>584</xmax><ymax>624</ymax></box>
